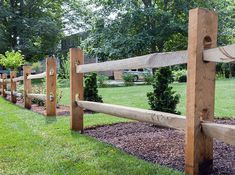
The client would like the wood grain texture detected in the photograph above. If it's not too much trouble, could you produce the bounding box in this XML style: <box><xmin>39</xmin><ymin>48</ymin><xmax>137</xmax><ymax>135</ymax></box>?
<box><xmin>13</xmin><ymin>76</ymin><xmax>24</xmax><ymax>82</ymax></box>
<box><xmin>2</xmin><ymin>74</ymin><xmax>7</xmax><ymax>97</ymax></box>
<box><xmin>77</xmin><ymin>101</ymin><xmax>186</xmax><ymax>130</ymax></box>
<box><xmin>76</xmin><ymin>50</ymin><xmax>187</xmax><ymax>73</ymax></box>
<box><xmin>203</xmin><ymin>44</ymin><xmax>235</xmax><ymax>63</ymax></box>
<box><xmin>13</xmin><ymin>91</ymin><xmax>23</xmax><ymax>98</ymax></box>
<box><xmin>70</xmin><ymin>48</ymin><xmax>84</xmax><ymax>132</ymax></box>
<box><xmin>76</xmin><ymin>44</ymin><xmax>235</xmax><ymax>74</ymax></box>
<box><xmin>27</xmin><ymin>93</ymin><xmax>46</xmax><ymax>101</ymax></box>
<box><xmin>23</xmin><ymin>66</ymin><xmax>32</xmax><ymax>109</ymax></box>
<box><xmin>27</xmin><ymin>72</ymin><xmax>46</xmax><ymax>80</ymax></box>
<box><xmin>202</xmin><ymin>122</ymin><xmax>235</xmax><ymax>146</ymax></box>
<box><xmin>5</xmin><ymin>79</ymin><xmax>11</xmax><ymax>83</ymax></box>
<box><xmin>10</xmin><ymin>71</ymin><xmax>17</xmax><ymax>103</ymax></box>
<box><xmin>185</xmin><ymin>8</ymin><xmax>218</xmax><ymax>175</ymax></box>
<box><xmin>5</xmin><ymin>90</ymin><xmax>11</xmax><ymax>95</ymax></box>
<box><xmin>46</xmin><ymin>57</ymin><xmax>57</xmax><ymax>116</ymax></box>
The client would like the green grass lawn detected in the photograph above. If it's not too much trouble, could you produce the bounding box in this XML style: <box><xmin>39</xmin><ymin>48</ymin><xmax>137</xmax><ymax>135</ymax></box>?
<box><xmin>60</xmin><ymin>78</ymin><xmax>235</xmax><ymax>118</ymax></box>
<box><xmin>0</xmin><ymin>98</ymin><xmax>183</xmax><ymax>175</ymax></box>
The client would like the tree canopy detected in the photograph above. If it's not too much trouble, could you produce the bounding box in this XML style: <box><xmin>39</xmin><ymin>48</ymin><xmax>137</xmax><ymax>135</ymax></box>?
<box><xmin>70</xmin><ymin>0</ymin><xmax>234</xmax><ymax>61</ymax></box>
<box><xmin>0</xmin><ymin>0</ymin><xmax>64</xmax><ymax>61</ymax></box>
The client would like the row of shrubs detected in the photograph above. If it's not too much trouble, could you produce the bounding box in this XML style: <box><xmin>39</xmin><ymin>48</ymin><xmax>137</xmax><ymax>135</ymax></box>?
<box><xmin>82</xmin><ymin>70</ymin><xmax>181</xmax><ymax>114</ymax></box>
<box><xmin>122</xmin><ymin>69</ymin><xmax>187</xmax><ymax>86</ymax></box>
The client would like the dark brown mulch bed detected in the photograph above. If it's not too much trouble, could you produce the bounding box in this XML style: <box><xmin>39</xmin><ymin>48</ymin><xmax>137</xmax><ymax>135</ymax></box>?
<box><xmin>6</xmin><ymin>97</ymin><xmax>70</xmax><ymax>116</ymax></box>
<box><xmin>85</xmin><ymin>121</ymin><xmax>235</xmax><ymax>175</ymax></box>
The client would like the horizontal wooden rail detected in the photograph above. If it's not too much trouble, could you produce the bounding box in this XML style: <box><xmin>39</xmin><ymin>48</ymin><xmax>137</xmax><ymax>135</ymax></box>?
<box><xmin>77</xmin><ymin>101</ymin><xmax>186</xmax><ymax>130</ymax></box>
<box><xmin>13</xmin><ymin>91</ymin><xmax>23</xmax><ymax>98</ymax></box>
<box><xmin>27</xmin><ymin>93</ymin><xmax>46</xmax><ymax>101</ymax></box>
<box><xmin>202</xmin><ymin>122</ymin><xmax>235</xmax><ymax>146</ymax></box>
<box><xmin>76</xmin><ymin>50</ymin><xmax>187</xmax><ymax>73</ymax></box>
<box><xmin>0</xmin><ymin>79</ymin><xmax>11</xmax><ymax>83</ymax></box>
<box><xmin>77</xmin><ymin>101</ymin><xmax>235</xmax><ymax>146</ymax></box>
<box><xmin>5</xmin><ymin>90</ymin><xmax>11</xmax><ymax>95</ymax></box>
<box><xmin>13</xmin><ymin>76</ymin><xmax>24</xmax><ymax>82</ymax></box>
<box><xmin>203</xmin><ymin>44</ymin><xmax>235</xmax><ymax>63</ymax></box>
<box><xmin>76</xmin><ymin>44</ymin><xmax>235</xmax><ymax>73</ymax></box>
<box><xmin>4</xmin><ymin>90</ymin><xmax>24</xmax><ymax>98</ymax></box>
<box><xmin>5</xmin><ymin>79</ymin><xmax>11</xmax><ymax>83</ymax></box>
<box><xmin>27</xmin><ymin>72</ymin><xmax>46</xmax><ymax>80</ymax></box>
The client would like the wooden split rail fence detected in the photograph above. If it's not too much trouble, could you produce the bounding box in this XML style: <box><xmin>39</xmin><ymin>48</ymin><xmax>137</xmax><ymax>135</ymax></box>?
<box><xmin>69</xmin><ymin>8</ymin><xmax>235</xmax><ymax>175</ymax></box>
<box><xmin>0</xmin><ymin>56</ymin><xmax>57</xmax><ymax>116</ymax></box>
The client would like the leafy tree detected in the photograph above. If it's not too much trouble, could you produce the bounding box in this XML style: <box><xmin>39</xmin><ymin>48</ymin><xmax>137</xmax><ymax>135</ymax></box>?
<box><xmin>80</xmin><ymin>0</ymin><xmax>187</xmax><ymax>61</ymax></box>
<box><xmin>147</xmin><ymin>67</ymin><xmax>180</xmax><ymax>114</ymax></box>
<box><xmin>65</xmin><ymin>0</ymin><xmax>234</xmax><ymax>62</ymax></box>
<box><xmin>0</xmin><ymin>50</ymin><xmax>24</xmax><ymax>70</ymax></box>
<box><xmin>0</xmin><ymin>0</ymin><xmax>64</xmax><ymax>61</ymax></box>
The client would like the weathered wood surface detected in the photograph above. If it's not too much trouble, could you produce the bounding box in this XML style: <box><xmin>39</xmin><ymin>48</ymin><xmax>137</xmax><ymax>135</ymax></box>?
<box><xmin>70</xmin><ymin>48</ymin><xmax>84</xmax><ymax>132</ymax></box>
<box><xmin>27</xmin><ymin>72</ymin><xmax>46</xmax><ymax>80</ymax></box>
<box><xmin>5</xmin><ymin>79</ymin><xmax>11</xmax><ymax>83</ymax></box>
<box><xmin>76</xmin><ymin>50</ymin><xmax>187</xmax><ymax>73</ymax></box>
<box><xmin>13</xmin><ymin>91</ymin><xmax>23</xmax><ymax>98</ymax></box>
<box><xmin>46</xmin><ymin>57</ymin><xmax>57</xmax><ymax>116</ymax></box>
<box><xmin>5</xmin><ymin>90</ymin><xmax>11</xmax><ymax>95</ymax></box>
<box><xmin>76</xmin><ymin>44</ymin><xmax>235</xmax><ymax>73</ymax></box>
<box><xmin>77</xmin><ymin>101</ymin><xmax>186</xmax><ymax>130</ymax></box>
<box><xmin>1</xmin><ymin>74</ymin><xmax>7</xmax><ymax>97</ymax></box>
<box><xmin>23</xmin><ymin>66</ymin><xmax>32</xmax><ymax>109</ymax></box>
<box><xmin>13</xmin><ymin>76</ymin><xmax>24</xmax><ymax>82</ymax></box>
<box><xmin>202</xmin><ymin>122</ymin><xmax>235</xmax><ymax>146</ymax></box>
<box><xmin>27</xmin><ymin>93</ymin><xmax>46</xmax><ymax>101</ymax></box>
<box><xmin>203</xmin><ymin>44</ymin><xmax>235</xmax><ymax>63</ymax></box>
<box><xmin>185</xmin><ymin>8</ymin><xmax>218</xmax><ymax>175</ymax></box>
<box><xmin>10</xmin><ymin>71</ymin><xmax>17</xmax><ymax>103</ymax></box>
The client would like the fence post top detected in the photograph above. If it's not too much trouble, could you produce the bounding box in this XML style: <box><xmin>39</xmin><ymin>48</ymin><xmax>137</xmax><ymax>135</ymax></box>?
<box><xmin>189</xmin><ymin>7</ymin><xmax>218</xmax><ymax>16</ymax></box>
<box><xmin>46</xmin><ymin>55</ymin><xmax>56</xmax><ymax>60</ymax></box>
<box><xmin>69</xmin><ymin>47</ymin><xmax>83</xmax><ymax>52</ymax></box>
<box><xmin>23</xmin><ymin>64</ymin><xmax>31</xmax><ymax>68</ymax></box>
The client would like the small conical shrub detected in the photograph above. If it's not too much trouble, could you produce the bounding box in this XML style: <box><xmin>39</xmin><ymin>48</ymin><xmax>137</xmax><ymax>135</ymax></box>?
<box><xmin>147</xmin><ymin>67</ymin><xmax>180</xmax><ymax>114</ymax></box>
<box><xmin>84</xmin><ymin>73</ymin><xmax>103</xmax><ymax>102</ymax></box>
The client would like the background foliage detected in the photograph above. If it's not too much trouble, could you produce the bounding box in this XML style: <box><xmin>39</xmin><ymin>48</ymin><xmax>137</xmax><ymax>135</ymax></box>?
<box><xmin>0</xmin><ymin>0</ymin><xmax>64</xmax><ymax>61</ymax></box>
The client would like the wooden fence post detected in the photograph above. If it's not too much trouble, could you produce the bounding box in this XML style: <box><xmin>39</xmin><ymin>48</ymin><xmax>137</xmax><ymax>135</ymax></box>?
<box><xmin>2</xmin><ymin>74</ymin><xmax>7</xmax><ymax>97</ymax></box>
<box><xmin>185</xmin><ymin>8</ymin><xmax>218</xmax><ymax>175</ymax></box>
<box><xmin>10</xmin><ymin>71</ymin><xmax>17</xmax><ymax>103</ymax></box>
<box><xmin>70</xmin><ymin>48</ymin><xmax>84</xmax><ymax>132</ymax></box>
<box><xmin>23</xmin><ymin>65</ymin><xmax>32</xmax><ymax>109</ymax></box>
<box><xmin>46</xmin><ymin>56</ymin><xmax>57</xmax><ymax>116</ymax></box>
